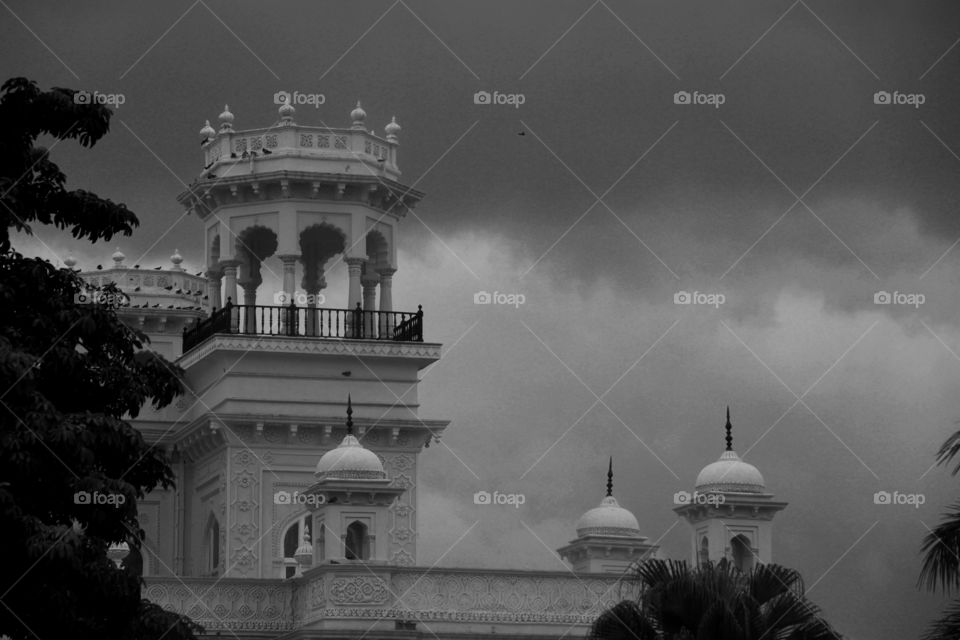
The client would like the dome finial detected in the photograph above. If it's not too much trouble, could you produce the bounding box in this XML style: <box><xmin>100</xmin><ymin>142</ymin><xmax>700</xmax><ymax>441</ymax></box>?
<box><xmin>725</xmin><ymin>406</ymin><xmax>733</xmax><ymax>451</ymax></box>
<box><xmin>346</xmin><ymin>394</ymin><xmax>354</xmax><ymax>435</ymax></box>
<box><xmin>606</xmin><ymin>457</ymin><xmax>613</xmax><ymax>497</ymax></box>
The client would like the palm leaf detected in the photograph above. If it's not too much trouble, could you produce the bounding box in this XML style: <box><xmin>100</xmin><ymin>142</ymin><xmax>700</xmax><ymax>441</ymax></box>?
<box><xmin>919</xmin><ymin>502</ymin><xmax>960</xmax><ymax>593</ymax></box>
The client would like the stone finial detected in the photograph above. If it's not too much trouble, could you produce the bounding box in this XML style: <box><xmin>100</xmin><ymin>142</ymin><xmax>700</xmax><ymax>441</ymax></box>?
<box><xmin>351</xmin><ymin>100</ymin><xmax>366</xmax><ymax>129</ymax></box>
<box><xmin>200</xmin><ymin>120</ymin><xmax>216</xmax><ymax>141</ymax></box>
<box><xmin>385</xmin><ymin>116</ymin><xmax>401</xmax><ymax>143</ymax></box>
<box><xmin>170</xmin><ymin>248</ymin><xmax>184</xmax><ymax>271</ymax></box>
<box><xmin>219</xmin><ymin>104</ymin><xmax>234</xmax><ymax>131</ymax></box>
<box><xmin>64</xmin><ymin>255</ymin><xmax>77</xmax><ymax>269</ymax></box>
<box><xmin>111</xmin><ymin>247</ymin><xmax>125</xmax><ymax>267</ymax></box>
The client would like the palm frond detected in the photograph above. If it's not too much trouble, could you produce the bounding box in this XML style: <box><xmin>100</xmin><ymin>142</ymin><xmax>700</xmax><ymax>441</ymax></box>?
<box><xmin>919</xmin><ymin>502</ymin><xmax>960</xmax><ymax>593</ymax></box>
<box><xmin>922</xmin><ymin>597</ymin><xmax>960</xmax><ymax>640</ymax></box>
<box><xmin>936</xmin><ymin>427</ymin><xmax>960</xmax><ymax>476</ymax></box>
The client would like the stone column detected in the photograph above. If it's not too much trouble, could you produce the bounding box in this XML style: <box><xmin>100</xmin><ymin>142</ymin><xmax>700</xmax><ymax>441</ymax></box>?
<box><xmin>345</xmin><ymin>258</ymin><xmax>364</xmax><ymax>338</ymax></box>
<box><xmin>361</xmin><ymin>272</ymin><xmax>379</xmax><ymax>338</ymax></box>
<box><xmin>278</xmin><ymin>255</ymin><xmax>299</xmax><ymax>334</ymax></box>
<box><xmin>241</xmin><ymin>284</ymin><xmax>258</xmax><ymax>333</ymax></box>
<box><xmin>220</xmin><ymin>261</ymin><xmax>239</xmax><ymax>330</ymax></box>
<box><xmin>205</xmin><ymin>269</ymin><xmax>222</xmax><ymax>310</ymax></box>
<box><xmin>377</xmin><ymin>268</ymin><xmax>396</xmax><ymax>337</ymax></box>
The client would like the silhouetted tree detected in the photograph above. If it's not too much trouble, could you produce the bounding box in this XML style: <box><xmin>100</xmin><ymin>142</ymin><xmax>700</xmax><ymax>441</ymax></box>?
<box><xmin>0</xmin><ymin>77</ymin><xmax>200</xmax><ymax>640</ymax></box>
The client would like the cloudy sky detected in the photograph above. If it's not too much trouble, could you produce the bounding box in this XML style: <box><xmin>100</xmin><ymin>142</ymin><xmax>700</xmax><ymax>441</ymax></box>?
<box><xmin>4</xmin><ymin>1</ymin><xmax>960</xmax><ymax>637</ymax></box>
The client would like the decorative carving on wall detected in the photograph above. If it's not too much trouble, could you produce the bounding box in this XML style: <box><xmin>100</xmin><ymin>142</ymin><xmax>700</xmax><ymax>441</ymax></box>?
<box><xmin>145</xmin><ymin>569</ymin><xmax>623</xmax><ymax>631</ymax></box>
<box><xmin>230</xmin><ymin>449</ymin><xmax>260</xmax><ymax>577</ymax></box>
<box><xmin>383</xmin><ymin>453</ymin><xmax>417</xmax><ymax>565</ymax></box>
<box><xmin>330</xmin><ymin>576</ymin><xmax>389</xmax><ymax>605</ymax></box>
<box><xmin>144</xmin><ymin>580</ymin><xmax>292</xmax><ymax>631</ymax></box>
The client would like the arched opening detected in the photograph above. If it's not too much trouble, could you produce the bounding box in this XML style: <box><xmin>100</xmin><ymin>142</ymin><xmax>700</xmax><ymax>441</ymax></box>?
<box><xmin>364</xmin><ymin>229</ymin><xmax>389</xmax><ymax>271</ymax></box>
<box><xmin>344</xmin><ymin>520</ymin><xmax>370</xmax><ymax>561</ymax></box>
<box><xmin>281</xmin><ymin>514</ymin><xmax>309</xmax><ymax>578</ymax></box>
<box><xmin>730</xmin><ymin>534</ymin><xmax>754</xmax><ymax>573</ymax></box>
<box><xmin>204</xmin><ymin>514</ymin><xmax>220</xmax><ymax>576</ymax></box>
<box><xmin>698</xmin><ymin>536</ymin><xmax>710</xmax><ymax>567</ymax></box>
<box><xmin>235</xmin><ymin>225</ymin><xmax>278</xmax><ymax>330</ymax></box>
<box><xmin>299</xmin><ymin>223</ymin><xmax>347</xmax><ymax>336</ymax></box>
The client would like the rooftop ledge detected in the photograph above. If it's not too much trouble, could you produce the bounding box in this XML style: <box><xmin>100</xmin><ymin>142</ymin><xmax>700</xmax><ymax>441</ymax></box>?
<box><xmin>145</xmin><ymin>565</ymin><xmax>629</xmax><ymax>633</ymax></box>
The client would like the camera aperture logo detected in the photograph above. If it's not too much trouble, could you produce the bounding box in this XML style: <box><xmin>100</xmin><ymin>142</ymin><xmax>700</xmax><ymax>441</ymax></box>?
<box><xmin>74</xmin><ymin>90</ymin><xmax>125</xmax><ymax>107</ymax></box>
<box><xmin>873</xmin><ymin>90</ymin><xmax>925</xmax><ymax>109</ymax></box>
<box><xmin>674</xmin><ymin>291</ymin><xmax>725</xmax><ymax>308</ymax></box>
<box><xmin>274</xmin><ymin>90</ymin><xmax>325</xmax><ymax>108</ymax></box>
<box><xmin>673</xmin><ymin>490</ymin><xmax>725</xmax><ymax>506</ymax></box>
<box><xmin>74</xmin><ymin>490</ymin><xmax>126</xmax><ymax>507</ymax></box>
<box><xmin>673</xmin><ymin>90</ymin><xmax>725</xmax><ymax>109</ymax></box>
<box><xmin>474</xmin><ymin>490</ymin><xmax>526</xmax><ymax>508</ymax></box>
<box><xmin>474</xmin><ymin>290</ymin><xmax>526</xmax><ymax>308</ymax></box>
<box><xmin>873</xmin><ymin>291</ymin><xmax>924</xmax><ymax>308</ymax></box>
<box><xmin>274</xmin><ymin>490</ymin><xmax>326</xmax><ymax>506</ymax></box>
<box><xmin>874</xmin><ymin>490</ymin><xmax>924</xmax><ymax>509</ymax></box>
<box><xmin>473</xmin><ymin>90</ymin><xmax>526</xmax><ymax>109</ymax></box>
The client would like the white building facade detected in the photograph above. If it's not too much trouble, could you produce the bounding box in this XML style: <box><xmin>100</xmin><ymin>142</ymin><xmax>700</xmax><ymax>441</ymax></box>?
<box><xmin>69</xmin><ymin>99</ymin><xmax>787</xmax><ymax>639</ymax></box>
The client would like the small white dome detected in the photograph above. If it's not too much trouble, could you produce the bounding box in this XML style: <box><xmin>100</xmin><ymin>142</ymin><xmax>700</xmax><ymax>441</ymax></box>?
<box><xmin>279</xmin><ymin>101</ymin><xmax>295</xmax><ymax>121</ymax></box>
<box><xmin>695</xmin><ymin>450</ymin><xmax>765</xmax><ymax>493</ymax></box>
<box><xmin>316</xmin><ymin>434</ymin><xmax>385</xmax><ymax>480</ymax></box>
<box><xmin>111</xmin><ymin>248</ymin><xmax>125</xmax><ymax>265</ymax></box>
<box><xmin>200</xmin><ymin>120</ymin><xmax>216</xmax><ymax>140</ymax></box>
<box><xmin>575</xmin><ymin>496</ymin><xmax>641</xmax><ymax>538</ymax></box>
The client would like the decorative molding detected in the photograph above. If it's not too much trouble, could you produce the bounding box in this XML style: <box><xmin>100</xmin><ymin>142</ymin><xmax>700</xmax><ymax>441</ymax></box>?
<box><xmin>179</xmin><ymin>335</ymin><xmax>441</xmax><ymax>368</ymax></box>
<box><xmin>383</xmin><ymin>453</ymin><xmax>417</xmax><ymax>565</ymax></box>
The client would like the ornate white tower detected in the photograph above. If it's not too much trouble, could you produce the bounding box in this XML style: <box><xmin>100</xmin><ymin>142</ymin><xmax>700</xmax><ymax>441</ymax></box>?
<box><xmin>674</xmin><ymin>409</ymin><xmax>787</xmax><ymax>571</ymax></box>
<box><xmin>557</xmin><ymin>458</ymin><xmax>658</xmax><ymax>574</ymax></box>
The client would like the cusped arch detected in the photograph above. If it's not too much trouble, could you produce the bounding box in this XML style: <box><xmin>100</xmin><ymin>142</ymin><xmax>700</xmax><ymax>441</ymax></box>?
<box><xmin>365</xmin><ymin>229</ymin><xmax>390</xmax><ymax>271</ymax></box>
<box><xmin>300</xmin><ymin>223</ymin><xmax>347</xmax><ymax>292</ymax></box>
<box><xmin>730</xmin><ymin>534</ymin><xmax>753</xmax><ymax>573</ymax></box>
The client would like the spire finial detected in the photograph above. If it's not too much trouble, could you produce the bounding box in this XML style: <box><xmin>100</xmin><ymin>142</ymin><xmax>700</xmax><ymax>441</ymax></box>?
<box><xmin>606</xmin><ymin>456</ymin><xmax>613</xmax><ymax>497</ymax></box>
<box><xmin>346</xmin><ymin>394</ymin><xmax>354</xmax><ymax>435</ymax></box>
<box><xmin>725</xmin><ymin>406</ymin><xmax>733</xmax><ymax>451</ymax></box>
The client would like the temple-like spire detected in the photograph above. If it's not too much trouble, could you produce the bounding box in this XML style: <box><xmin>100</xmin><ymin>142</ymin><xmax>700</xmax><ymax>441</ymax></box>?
<box><xmin>346</xmin><ymin>395</ymin><xmax>354</xmax><ymax>435</ymax></box>
<box><xmin>606</xmin><ymin>457</ymin><xmax>613</xmax><ymax>497</ymax></box>
<box><xmin>725</xmin><ymin>406</ymin><xmax>733</xmax><ymax>451</ymax></box>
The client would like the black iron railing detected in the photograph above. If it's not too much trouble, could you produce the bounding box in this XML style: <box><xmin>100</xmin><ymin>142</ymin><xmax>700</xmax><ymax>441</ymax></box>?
<box><xmin>183</xmin><ymin>301</ymin><xmax>423</xmax><ymax>352</ymax></box>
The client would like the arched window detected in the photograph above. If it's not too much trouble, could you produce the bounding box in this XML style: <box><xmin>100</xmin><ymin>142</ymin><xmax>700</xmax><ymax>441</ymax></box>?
<box><xmin>204</xmin><ymin>514</ymin><xmax>220</xmax><ymax>576</ymax></box>
<box><xmin>281</xmin><ymin>514</ymin><xmax>309</xmax><ymax>578</ymax></box>
<box><xmin>345</xmin><ymin>521</ymin><xmax>369</xmax><ymax>561</ymax></box>
<box><xmin>698</xmin><ymin>536</ymin><xmax>710</xmax><ymax>567</ymax></box>
<box><xmin>730</xmin><ymin>535</ymin><xmax>754</xmax><ymax>573</ymax></box>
